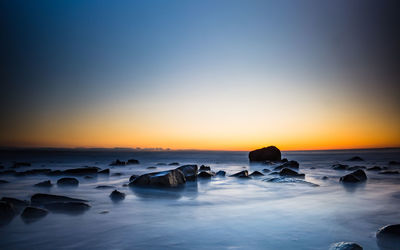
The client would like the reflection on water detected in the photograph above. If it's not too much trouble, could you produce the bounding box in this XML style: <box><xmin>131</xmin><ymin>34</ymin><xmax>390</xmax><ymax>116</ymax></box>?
<box><xmin>0</xmin><ymin>148</ymin><xmax>399</xmax><ymax>249</ymax></box>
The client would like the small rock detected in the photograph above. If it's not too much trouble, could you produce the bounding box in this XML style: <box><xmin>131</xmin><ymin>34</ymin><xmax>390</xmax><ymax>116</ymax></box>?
<box><xmin>177</xmin><ymin>165</ymin><xmax>198</xmax><ymax>181</ymax></box>
<box><xmin>0</xmin><ymin>201</ymin><xmax>16</xmax><ymax>225</ymax></box>
<box><xmin>31</xmin><ymin>193</ymin><xmax>87</xmax><ymax>205</ymax></box>
<box><xmin>44</xmin><ymin>202</ymin><xmax>90</xmax><ymax>214</ymax></box>
<box><xmin>110</xmin><ymin>190</ymin><xmax>125</xmax><ymax>201</ymax></box>
<box><xmin>199</xmin><ymin>165</ymin><xmax>211</xmax><ymax>171</ymax></box>
<box><xmin>279</xmin><ymin>168</ymin><xmax>305</xmax><ymax>177</ymax></box>
<box><xmin>129</xmin><ymin>174</ymin><xmax>139</xmax><ymax>182</ymax></box>
<box><xmin>216</xmin><ymin>170</ymin><xmax>226</xmax><ymax>176</ymax></box>
<box><xmin>198</xmin><ymin>171</ymin><xmax>215</xmax><ymax>178</ymax></box>
<box><xmin>329</xmin><ymin>242</ymin><xmax>363</xmax><ymax>250</ymax></box>
<box><xmin>21</xmin><ymin>207</ymin><xmax>48</xmax><ymax>223</ymax></box>
<box><xmin>332</xmin><ymin>164</ymin><xmax>349</xmax><ymax>170</ymax></box>
<box><xmin>147</xmin><ymin>166</ymin><xmax>157</xmax><ymax>169</ymax></box>
<box><xmin>34</xmin><ymin>180</ymin><xmax>52</xmax><ymax>187</ymax></box>
<box><xmin>262</xmin><ymin>169</ymin><xmax>271</xmax><ymax>173</ymax></box>
<box><xmin>168</xmin><ymin>162</ymin><xmax>179</xmax><ymax>166</ymax></box>
<box><xmin>0</xmin><ymin>180</ymin><xmax>9</xmax><ymax>184</ymax></box>
<box><xmin>1</xmin><ymin>197</ymin><xmax>29</xmax><ymax>212</ymax></box>
<box><xmin>340</xmin><ymin>169</ymin><xmax>367</xmax><ymax>183</ymax></box>
<box><xmin>57</xmin><ymin>177</ymin><xmax>79</xmax><ymax>186</ymax></box>
<box><xmin>322</xmin><ymin>176</ymin><xmax>329</xmax><ymax>180</ymax></box>
<box><xmin>127</xmin><ymin>159</ymin><xmax>140</xmax><ymax>165</ymax></box>
<box><xmin>112</xmin><ymin>172</ymin><xmax>123</xmax><ymax>176</ymax></box>
<box><xmin>230</xmin><ymin>170</ymin><xmax>250</xmax><ymax>178</ymax></box>
<box><xmin>129</xmin><ymin>169</ymin><xmax>186</xmax><ymax>188</ymax></box>
<box><xmin>274</xmin><ymin>160</ymin><xmax>299</xmax><ymax>171</ymax></box>
<box><xmin>249</xmin><ymin>146</ymin><xmax>281</xmax><ymax>162</ymax></box>
<box><xmin>347</xmin><ymin>156</ymin><xmax>364</xmax><ymax>161</ymax></box>
<box><xmin>98</xmin><ymin>169</ymin><xmax>110</xmax><ymax>174</ymax></box>
<box><xmin>249</xmin><ymin>171</ymin><xmax>264</xmax><ymax>177</ymax></box>
<box><xmin>110</xmin><ymin>159</ymin><xmax>126</xmax><ymax>166</ymax></box>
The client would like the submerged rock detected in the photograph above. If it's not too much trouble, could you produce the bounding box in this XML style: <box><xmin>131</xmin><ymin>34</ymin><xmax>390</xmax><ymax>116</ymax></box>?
<box><xmin>98</xmin><ymin>169</ymin><xmax>110</xmax><ymax>174</ymax></box>
<box><xmin>21</xmin><ymin>207</ymin><xmax>48</xmax><ymax>223</ymax></box>
<box><xmin>340</xmin><ymin>169</ymin><xmax>367</xmax><ymax>183</ymax></box>
<box><xmin>177</xmin><ymin>165</ymin><xmax>198</xmax><ymax>181</ymax></box>
<box><xmin>376</xmin><ymin>224</ymin><xmax>400</xmax><ymax>250</ymax></box>
<box><xmin>110</xmin><ymin>190</ymin><xmax>125</xmax><ymax>201</ymax></box>
<box><xmin>262</xmin><ymin>169</ymin><xmax>271</xmax><ymax>173</ymax></box>
<box><xmin>216</xmin><ymin>170</ymin><xmax>226</xmax><ymax>176</ymax></box>
<box><xmin>31</xmin><ymin>193</ymin><xmax>88</xmax><ymax>205</ymax></box>
<box><xmin>168</xmin><ymin>162</ymin><xmax>180</xmax><ymax>166</ymax></box>
<box><xmin>249</xmin><ymin>146</ymin><xmax>281</xmax><ymax>162</ymax></box>
<box><xmin>249</xmin><ymin>171</ymin><xmax>264</xmax><ymax>177</ymax></box>
<box><xmin>267</xmin><ymin>177</ymin><xmax>319</xmax><ymax>187</ymax></box>
<box><xmin>0</xmin><ymin>201</ymin><xmax>16</xmax><ymax>226</ymax></box>
<box><xmin>127</xmin><ymin>159</ymin><xmax>140</xmax><ymax>165</ymax></box>
<box><xmin>15</xmin><ymin>169</ymin><xmax>52</xmax><ymax>176</ymax></box>
<box><xmin>57</xmin><ymin>177</ymin><xmax>79</xmax><ymax>186</ymax></box>
<box><xmin>198</xmin><ymin>171</ymin><xmax>215</xmax><ymax>178</ymax></box>
<box><xmin>112</xmin><ymin>172</ymin><xmax>123</xmax><ymax>176</ymax></box>
<box><xmin>34</xmin><ymin>180</ymin><xmax>52</xmax><ymax>187</ymax></box>
<box><xmin>96</xmin><ymin>185</ymin><xmax>115</xmax><ymax>189</ymax></box>
<box><xmin>347</xmin><ymin>156</ymin><xmax>364</xmax><ymax>161</ymax></box>
<box><xmin>279</xmin><ymin>168</ymin><xmax>305</xmax><ymax>177</ymax></box>
<box><xmin>129</xmin><ymin>169</ymin><xmax>186</xmax><ymax>188</ymax></box>
<box><xmin>274</xmin><ymin>160</ymin><xmax>299</xmax><ymax>170</ymax></box>
<box><xmin>199</xmin><ymin>165</ymin><xmax>211</xmax><ymax>171</ymax></box>
<box><xmin>230</xmin><ymin>170</ymin><xmax>250</xmax><ymax>178</ymax></box>
<box><xmin>332</xmin><ymin>164</ymin><xmax>349</xmax><ymax>170</ymax></box>
<box><xmin>329</xmin><ymin>242</ymin><xmax>363</xmax><ymax>250</ymax></box>
<box><xmin>379</xmin><ymin>170</ymin><xmax>399</xmax><ymax>175</ymax></box>
<box><xmin>44</xmin><ymin>202</ymin><xmax>90</xmax><ymax>215</ymax></box>
<box><xmin>147</xmin><ymin>166</ymin><xmax>157</xmax><ymax>169</ymax></box>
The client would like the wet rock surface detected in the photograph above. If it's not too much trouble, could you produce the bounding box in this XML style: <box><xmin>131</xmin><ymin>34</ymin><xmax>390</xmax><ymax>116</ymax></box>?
<box><xmin>129</xmin><ymin>169</ymin><xmax>186</xmax><ymax>188</ymax></box>
<box><xmin>340</xmin><ymin>169</ymin><xmax>367</xmax><ymax>183</ymax></box>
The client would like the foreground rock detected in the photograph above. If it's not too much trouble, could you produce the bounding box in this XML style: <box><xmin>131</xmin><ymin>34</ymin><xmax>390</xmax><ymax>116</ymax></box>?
<box><xmin>21</xmin><ymin>207</ymin><xmax>48</xmax><ymax>223</ymax></box>
<box><xmin>44</xmin><ymin>202</ymin><xmax>90</xmax><ymax>215</ymax></box>
<box><xmin>0</xmin><ymin>201</ymin><xmax>17</xmax><ymax>226</ymax></box>
<box><xmin>329</xmin><ymin>242</ymin><xmax>363</xmax><ymax>250</ymax></box>
<box><xmin>376</xmin><ymin>224</ymin><xmax>400</xmax><ymax>250</ymax></box>
<box><xmin>177</xmin><ymin>165</ymin><xmax>198</xmax><ymax>181</ymax></box>
<box><xmin>249</xmin><ymin>146</ymin><xmax>281</xmax><ymax>162</ymax></box>
<box><xmin>34</xmin><ymin>180</ymin><xmax>52</xmax><ymax>187</ymax></box>
<box><xmin>340</xmin><ymin>169</ymin><xmax>367</xmax><ymax>183</ymax></box>
<box><xmin>129</xmin><ymin>169</ymin><xmax>186</xmax><ymax>188</ymax></box>
<box><xmin>57</xmin><ymin>177</ymin><xmax>79</xmax><ymax>186</ymax></box>
<box><xmin>31</xmin><ymin>193</ymin><xmax>88</xmax><ymax>205</ymax></box>
<box><xmin>279</xmin><ymin>168</ymin><xmax>305</xmax><ymax>177</ymax></box>
<box><xmin>110</xmin><ymin>190</ymin><xmax>125</xmax><ymax>201</ymax></box>
<box><xmin>230</xmin><ymin>170</ymin><xmax>249</xmax><ymax>178</ymax></box>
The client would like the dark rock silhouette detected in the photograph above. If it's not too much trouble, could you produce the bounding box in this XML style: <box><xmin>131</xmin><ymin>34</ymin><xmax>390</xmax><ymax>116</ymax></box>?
<box><xmin>340</xmin><ymin>169</ymin><xmax>367</xmax><ymax>183</ymax></box>
<box><xmin>249</xmin><ymin>146</ymin><xmax>281</xmax><ymax>162</ymax></box>
<box><xmin>322</xmin><ymin>176</ymin><xmax>329</xmax><ymax>180</ymax></box>
<box><xmin>31</xmin><ymin>193</ymin><xmax>88</xmax><ymax>205</ymax></box>
<box><xmin>110</xmin><ymin>159</ymin><xmax>126</xmax><ymax>166</ymax></box>
<box><xmin>332</xmin><ymin>164</ymin><xmax>349</xmax><ymax>170</ymax></box>
<box><xmin>274</xmin><ymin>160</ymin><xmax>299</xmax><ymax>170</ymax></box>
<box><xmin>110</xmin><ymin>190</ymin><xmax>125</xmax><ymax>201</ymax></box>
<box><xmin>57</xmin><ymin>177</ymin><xmax>79</xmax><ymax>186</ymax></box>
<box><xmin>127</xmin><ymin>159</ymin><xmax>140</xmax><ymax>164</ymax></box>
<box><xmin>198</xmin><ymin>171</ymin><xmax>215</xmax><ymax>178</ymax></box>
<box><xmin>389</xmin><ymin>161</ymin><xmax>400</xmax><ymax>165</ymax></box>
<box><xmin>249</xmin><ymin>171</ymin><xmax>264</xmax><ymax>177</ymax></box>
<box><xmin>1</xmin><ymin>197</ymin><xmax>29</xmax><ymax>212</ymax></box>
<box><xmin>98</xmin><ymin>169</ymin><xmax>110</xmax><ymax>174</ymax></box>
<box><xmin>177</xmin><ymin>165</ymin><xmax>198</xmax><ymax>181</ymax></box>
<box><xmin>279</xmin><ymin>168</ymin><xmax>305</xmax><ymax>177</ymax></box>
<box><xmin>216</xmin><ymin>170</ymin><xmax>226</xmax><ymax>176</ymax></box>
<box><xmin>0</xmin><ymin>201</ymin><xmax>16</xmax><ymax>226</ymax></box>
<box><xmin>44</xmin><ymin>202</ymin><xmax>90</xmax><ymax>215</ymax></box>
<box><xmin>376</xmin><ymin>224</ymin><xmax>400</xmax><ymax>250</ymax></box>
<box><xmin>347</xmin><ymin>156</ymin><xmax>364</xmax><ymax>161</ymax></box>
<box><xmin>21</xmin><ymin>207</ymin><xmax>48</xmax><ymax>223</ymax></box>
<box><xmin>129</xmin><ymin>169</ymin><xmax>186</xmax><ymax>188</ymax></box>
<box><xmin>96</xmin><ymin>185</ymin><xmax>115</xmax><ymax>189</ymax></box>
<box><xmin>129</xmin><ymin>174</ymin><xmax>139</xmax><ymax>182</ymax></box>
<box><xmin>230</xmin><ymin>170</ymin><xmax>250</xmax><ymax>178</ymax></box>
<box><xmin>147</xmin><ymin>166</ymin><xmax>157</xmax><ymax>169</ymax></box>
<box><xmin>267</xmin><ymin>177</ymin><xmax>318</xmax><ymax>186</ymax></box>
<box><xmin>112</xmin><ymin>172</ymin><xmax>123</xmax><ymax>176</ymax></box>
<box><xmin>199</xmin><ymin>165</ymin><xmax>211</xmax><ymax>171</ymax></box>
<box><xmin>329</xmin><ymin>242</ymin><xmax>362</xmax><ymax>250</ymax></box>
<box><xmin>169</xmin><ymin>162</ymin><xmax>180</xmax><ymax>166</ymax></box>
<box><xmin>34</xmin><ymin>180</ymin><xmax>52</xmax><ymax>187</ymax></box>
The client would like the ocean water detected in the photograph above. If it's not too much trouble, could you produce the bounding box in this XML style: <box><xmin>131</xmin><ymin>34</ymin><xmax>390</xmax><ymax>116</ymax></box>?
<box><xmin>0</xmin><ymin>148</ymin><xmax>399</xmax><ymax>250</ymax></box>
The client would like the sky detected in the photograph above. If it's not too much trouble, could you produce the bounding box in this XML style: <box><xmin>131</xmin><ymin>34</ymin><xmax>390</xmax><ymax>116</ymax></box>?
<box><xmin>0</xmin><ymin>0</ymin><xmax>399</xmax><ymax>151</ymax></box>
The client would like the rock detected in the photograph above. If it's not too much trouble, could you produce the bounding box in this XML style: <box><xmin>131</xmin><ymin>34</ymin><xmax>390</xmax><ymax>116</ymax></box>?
<box><xmin>168</xmin><ymin>162</ymin><xmax>180</xmax><ymax>166</ymax></box>
<box><xmin>379</xmin><ymin>170</ymin><xmax>399</xmax><ymax>175</ymax></box>
<box><xmin>129</xmin><ymin>174</ymin><xmax>139</xmax><ymax>182</ymax></box>
<box><xmin>249</xmin><ymin>171</ymin><xmax>264</xmax><ymax>177</ymax></box>
<box><xmin>12</xmin><ymin>162</ymin><xmax>31</xmax><ymax>168</ymax></box>
<box><xmin>376</xmin><ymin>224</ymin><xmax>400</xmax><ymax>250</ymax></box>
<box><xmin>57</xmin><ymin>177</ymin><xmax>79</xmax><ymax>186</ymax></box>
<box><xmin>249</xmin><ymin>146</ymin><xmax>281</xmax><ymax>162</ymax></box>
<box><xmin>0</xmin><ymin>179</ymin><xmax>9</xmax><ymax>184</ymax></box>
<box><xmin>267</xmin><ymin>177</ymin><xmax>319</xmax><ymax>187</ymax></box>
<box><xmin>280</xmin><ymin>158</ymin><xmax>288</xmax><ymax>163</ymax></box>
<box><xmin>34</xmin><ymin>180</ymin><xmax>52</xmax><ymax>187</ymax></box>
<box><xmin>230</xmin><ymin>170</ymin><xmax>249</xmax><ymax>178</ymax></box>
<box><xmin>199</xmin><ymin>165</ymin><xmax>211</xmax><ymax>171</ymax></box>
<box><xmin>110</xmin><ymin>159</ymin><xmax>126</xmax><ymax>166</ymax></box>
<box><xmin>109</xmin><ymin>190</ymin><xmax>125</xmax><ymax>201</ymax></box>
<box><xmin>95</xmin><ymin>185</ymin><xmax>115</xmax><ymax>189</ymax></box>
<box><xmin>31</xmin><ymin>193</ymin><xmax>88</xmax><ymax>205</ymax></box>
<box><xmin>98</xmin><ymin>169</ymin><xmax>110</xmax><ymax>174</ymax></box>
<box><xmin>129</xmin><ymin>169</ymin><xmax>186</xmax><ymax>188</ymax></box>
<box><xmin>198</xmin><ymin>171</ymin><xmax>215</xmax><ymax>178</ymax></box>
<box><xmin>15</xmin><ymin>169</ymin><xmax>52</xmax><ymax>176</ymax></box>
<box><xmin>21</xmin><ymin>207</ymin><xmax>48</xmax><ymax>223</ymax></box>
<box><xmin>332</xmin><ymin>164</ymin><xmax>349</xmax><ymax>170</ymax></box>
<box><xmin>147</xmin><ymin>166</ymin><xmax>157</xmax><ymax>169</ymax></box>
<box><xmin>322</xmin><ymin>176</ymin><xmax>329</xmax><ymax>180</ymax></box>
<box><xmin>1</xmin><ymin>197</ymin><xmax>29</xmax><ymax>212</ymax></box>
<box><xmin>44</xmin><ymin>202</ymin><xmax>90</xmax><ymax>214</ymax></box>
<box><xmin>367</xmin><ymin>166</ymin><xmax>382</xmax><ymax>171</ymax></box>
<box><xmin>47</xmin><ymin>170</ymin><xmax>63</xmax><ymax>176</ymax></box>
<box><xmin>216</xmin><ymin>170</ymin><xmax>226</xmax><ymax>176</ymax></box>
<box><xmin>329</xmin><ymin>242</ymin><xmax>363</xmax><ymax>250</ymax></box>
<box><xmin>347</xmin><ymin>166</ymin><xmax>366</xmax><ymax>171</ymax></box>
<box><xmin>63</xmin><ymin>167</ymin><xmax>99</xmax><ymax>175</ymax></box>
<box><xmin>127</xmin><ymin>159</ymin><xmax>140</xmax><ymax>165</ymax></box>
<box><xmin>347</xmin><ymin>156</ymin><xmax>364</xmax><ymax>161</ymax></box>
<box><xmin>0</xmin><ymin>201</ymin><xmax>16</xmax><ymax>225</ymax></box>
<box><xmin>112</xmin><ymin>173</ymin><xmax>123</xmax><ymax>176</ymax></box>
<box><xmin>279</xmin><ymin>168</ymin><xmax>305</xmax><ymax>177</ymax></box>
<box><xmin>177</xmin><ymin>165</ymin><xmax>198</xmax><ymax>181</ymax></box>
<box><xmin>262</xmin><ymin>169</ymin><xmax>271</xmax><ymax>173</ymax></box>
<box><xmin>340</xmin><ymin>169</ymin><xmax>367</xmax><ymax>183</ymax></box>
<box><xmin>389</xmin><ymin>161</ymin><xmax>400</xmax><ymax>165</ymax></box>
<box><xmin>274</xmin><ymin>160</ymin><xmax>299</xmax><ymax>170</ymax></box>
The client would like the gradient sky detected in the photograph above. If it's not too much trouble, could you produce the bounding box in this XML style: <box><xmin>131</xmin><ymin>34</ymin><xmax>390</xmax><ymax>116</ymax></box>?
<box><xmin>1</xmin><ymin>0</ymin><xmax>399</xmax><ymax>150</ymax></box>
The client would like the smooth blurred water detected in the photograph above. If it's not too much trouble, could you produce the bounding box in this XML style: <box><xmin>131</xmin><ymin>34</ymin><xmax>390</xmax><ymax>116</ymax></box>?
<box><xmin>0</xmin><ymin>148</ymin><xmax>399</xmax><ymax>250</ymax></box>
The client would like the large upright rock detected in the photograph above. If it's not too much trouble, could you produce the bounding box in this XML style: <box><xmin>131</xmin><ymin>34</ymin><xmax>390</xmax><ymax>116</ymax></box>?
<box><xmin>249</xmin><ymin>146</ymin><xmax>281</xmax><ymax>162</ymax></box>
<box><xmin>129</xmin><ymin>169</ymin><xmax>186</xmax><ymax>188</ymax></box>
